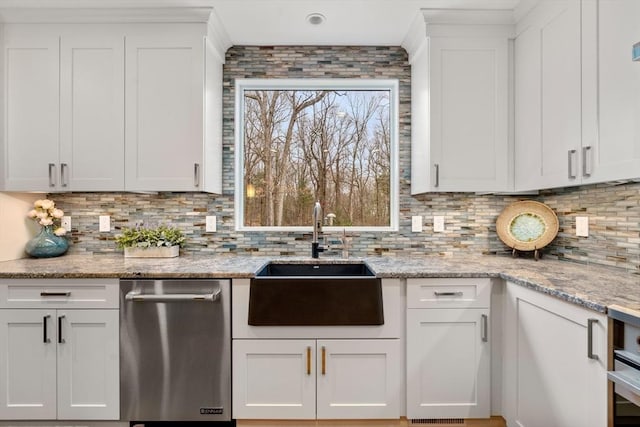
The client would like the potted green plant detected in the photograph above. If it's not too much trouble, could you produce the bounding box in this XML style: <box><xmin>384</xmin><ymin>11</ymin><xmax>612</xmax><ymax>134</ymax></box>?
<box><xmin>115</xmin><ymin>225</ymin><xmax>185</xmax><ymax>258</ymax></box>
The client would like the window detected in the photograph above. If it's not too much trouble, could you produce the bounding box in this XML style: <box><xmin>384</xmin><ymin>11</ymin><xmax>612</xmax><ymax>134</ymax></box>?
<box><xmin>235</xmin><ymin>79</ymin><xmax>398</xmax><ymax>231</ymax></box>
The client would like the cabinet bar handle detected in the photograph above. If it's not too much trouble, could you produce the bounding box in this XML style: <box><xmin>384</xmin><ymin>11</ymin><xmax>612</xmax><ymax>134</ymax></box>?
<box><xmin>321</xmin><ymin>346</ymin><xmax>326</xmax><ymax>375</ymax></box>
<box><xmin>582</xmin><ymin>146</ymin><xmax>593</xmax><ymax>177</ymax></box>
<box><xmin>481</xmin><ymin>314</ymin><xmax>488</xmax><ymax>343</ymax></box>
<box><xmin>58</xmin><ymin>315</ymin><xmax>66</xmax><ymax>344</ymax></box>
<box><xmin>434</xmin><ymin>163</ymin><xmax>440</xmax><ymax>188</ymax></box>
<box><xmin>43</xmin><ymin>315</ymin><xmax>51</xmax><ymax>343</ymax></box>
<box><xmin>306</xmin><ymin>346</ymin><xmax>311</xmax><ymax>375</ymax></box>
<box><xmin>48</xmin><ymin>163</ymin><xmax>56</xmax><ymax>187</ymax></box>
<box><xmin>587</xmin><ymin>318</ymin><xmax>599</xmax><ymax>360</ymax></box>
<box><xmin>434</xmin><ymin>291</ymin><xmax>463</xmax><ymax>297</ymax></box>
<box><xmin>567</xmin><ymin>150</ymin><xmax>576</xmax><ymax>179</ymax></box>
<box><xmin>194</xmin><ymin>163</ymin><xmax>200</xmax><ymax>187</ymax></box>
<box><xmin>60</xmin><ymin>163</ymin><xmax>68</xmax><ymax>187</ymax></box>
<box><xmin>40</xmin><ymin>292</ymin><xmax>71</xmax><ymax>297</ymax></box>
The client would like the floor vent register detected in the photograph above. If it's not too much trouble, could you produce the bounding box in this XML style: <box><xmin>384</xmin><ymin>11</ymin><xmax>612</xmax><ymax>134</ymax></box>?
<box><xmin>410</xmin><ymin>419</ymin><xmax>465</xmax><ymax>425</ymax></box>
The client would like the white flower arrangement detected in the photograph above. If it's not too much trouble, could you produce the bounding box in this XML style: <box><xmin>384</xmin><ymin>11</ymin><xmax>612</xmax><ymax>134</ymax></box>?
<box><xmin>27</xmin><ymin>199</ymin><xmax>67</xmax><ymax>236</ymax></box>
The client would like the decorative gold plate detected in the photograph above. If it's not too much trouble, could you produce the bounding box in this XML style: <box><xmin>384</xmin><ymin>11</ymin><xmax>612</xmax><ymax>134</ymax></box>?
<box><xmin>496</xmin><ymin>201</ymin><xmax>559</xmax><ymax>252</ymax></box>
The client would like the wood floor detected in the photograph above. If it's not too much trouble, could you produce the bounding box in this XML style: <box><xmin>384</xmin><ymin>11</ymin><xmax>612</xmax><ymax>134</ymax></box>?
<box><xmin>238</xmin><ymin>416</ymin><xmax>506</xmax><ymax>427</ymax></box>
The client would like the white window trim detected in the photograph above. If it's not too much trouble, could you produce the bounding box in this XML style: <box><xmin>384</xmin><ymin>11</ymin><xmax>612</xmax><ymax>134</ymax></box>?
<box><xmin>234</xmin><ymin>78</ymin><xmax>400</xmax><ymax>232</ymax></box>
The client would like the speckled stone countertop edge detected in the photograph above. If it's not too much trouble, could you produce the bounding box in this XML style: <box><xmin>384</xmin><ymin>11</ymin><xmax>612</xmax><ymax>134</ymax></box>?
<box><xmin>0</xmin><ymin>253</ymin><xmax>637</xmax><ymax>314</ymax></box>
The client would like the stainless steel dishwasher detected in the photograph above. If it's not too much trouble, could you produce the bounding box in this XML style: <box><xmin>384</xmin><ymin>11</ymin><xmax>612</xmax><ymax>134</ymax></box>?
<box><xmin>120</xmin><ymin>279</ymin><xmax>231</xmax><ymax>423</ymax></box>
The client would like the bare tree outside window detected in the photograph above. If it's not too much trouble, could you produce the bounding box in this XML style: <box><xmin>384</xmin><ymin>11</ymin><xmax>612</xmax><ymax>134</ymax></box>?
<box><xmin>235</xmin><ymin>79</ymin><xmax>398</xmax><ymax>231</ymax></box>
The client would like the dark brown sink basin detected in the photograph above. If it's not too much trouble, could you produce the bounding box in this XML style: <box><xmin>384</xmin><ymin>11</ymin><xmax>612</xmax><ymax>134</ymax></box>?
<box><xmin>249</xmin><ymin>262</ymin><xmax>383</xmax><ymax>326</ymax></box>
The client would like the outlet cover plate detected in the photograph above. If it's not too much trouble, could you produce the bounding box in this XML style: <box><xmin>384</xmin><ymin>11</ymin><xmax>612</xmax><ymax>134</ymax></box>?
<box><xmin>61</xmin><ymin>216</ymin><xmax>71</xmax><ymax>232</ymax></box>
<box><xmin>206</xmin><ymin>216</ymin><xmax>217</xmax><ymax>232</ymax></box>
<box><xmin>576</xmin><ymin>216</ymin><xmax>589</xmax><ymax>237</ymax></box>
<box><xmin>411</xmin><ymin>216</ymin><xmax>423</xmax><ymax>233</ymax></box>
<box><xmin>434</xmin><ymin>216</ymin><xmax>445</xmax><ymax>232</ymax></box>
<box><xmin>99</xmin><ymin>215</ymin><xmax>110</xmax><ymax>232</ymax></box>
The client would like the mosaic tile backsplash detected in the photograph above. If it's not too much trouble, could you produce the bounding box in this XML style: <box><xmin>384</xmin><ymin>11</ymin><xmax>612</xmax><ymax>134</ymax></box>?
<box><xmin>46</xmin><ymin>46</ymin><xmax>640</xmax><ymax>274</ymax></box>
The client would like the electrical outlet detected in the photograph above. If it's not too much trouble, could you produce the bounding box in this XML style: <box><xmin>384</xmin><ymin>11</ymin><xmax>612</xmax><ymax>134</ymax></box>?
<box><xmin>576</xmin><ymin>216</ymin><xmax>589</xmax><ymax>237</ymax></box>
<box><xmin>99</xmin><ymin>215</ymin><xmax>110</xmax><ymax>232</ymax></box>
<box><xmin>206</xmin><ymin>216</ymin><xmax>217</xmax><ymax>232</ymax></box>
<box><xmin>433</xmin><ymin>216</ymin><xmax>445</xmax><ymax>232</ymax></box>
<box><xmin>411</xmin><ymin>216</ymin><xmax>423</xmax><ymax>233</ymax></box>
<box><xmin>61</xmin><ymin>216</ymin><xmax>71</xmax><ymax>232</ymax></box>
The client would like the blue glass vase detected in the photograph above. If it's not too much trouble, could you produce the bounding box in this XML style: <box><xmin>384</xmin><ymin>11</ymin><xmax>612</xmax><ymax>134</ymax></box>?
<box><xmin>25</xmin><ymin>225</ymin><xmax>69</xmax><ymax>258</ymax></box>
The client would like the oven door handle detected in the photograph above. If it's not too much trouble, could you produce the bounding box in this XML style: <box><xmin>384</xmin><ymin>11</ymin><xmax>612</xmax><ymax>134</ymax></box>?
<box><xmin>608</xmin><ymin>371</ymin><xmax>640</xmax><ymax>396</ymax></box>
<box><xmin>125</xmin><ymin>290</ymin><xmax>221</xmax><ymax>302</ymax></box>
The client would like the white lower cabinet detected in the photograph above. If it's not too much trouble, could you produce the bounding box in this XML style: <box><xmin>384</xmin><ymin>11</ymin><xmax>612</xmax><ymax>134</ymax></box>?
<box><xmin>502</xmin><ymin>282</ymin><xmax>607</xmax><ymax>427</ymax></box>
<box><xmin>233</xmin><ymin>338</ymin><xmax>401</xmax><ymax>420</ymax></box>
<box><xmin>0</xmin><ymin>280</ymin><xmax>119</xmax><ymax>421</ymax></box>
<box><xmin>406</xmin><ymin>278</ymin><xmax>491</xmax><ymax>420</ymax></box>
<box><xmin>0</xmin><ymin>309</ymin><xmax>119</xmax><ymax>420</ymax></box>
<box><xmin>406</xmin><ymin>309</ymin><xmax>490</xmax><ymax>419</ymax></box>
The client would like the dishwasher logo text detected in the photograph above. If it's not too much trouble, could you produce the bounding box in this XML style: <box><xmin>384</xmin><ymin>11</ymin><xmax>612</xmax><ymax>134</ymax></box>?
<box><xmin>200</xmin><ymin>407</ymin><xmax>224</xmax><ymax>415</ymax></box>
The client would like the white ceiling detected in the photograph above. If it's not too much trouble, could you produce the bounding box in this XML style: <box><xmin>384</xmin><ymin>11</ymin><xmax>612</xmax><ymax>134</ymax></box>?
<box><xmin>0</xmin><ymin>0</ymin><xmax>522</xmax><ymax>46</ymax></box>
<box><xmin>211</xmin><ymin>0</ymin><xmax>520</xmax><ymax>46</ymax></box>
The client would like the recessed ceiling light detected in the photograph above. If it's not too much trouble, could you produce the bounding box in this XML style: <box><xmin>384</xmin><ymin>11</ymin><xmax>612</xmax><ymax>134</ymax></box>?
<box><xmin>306</xmin><ymin>13</ymin><xmax>326</xmax><ymax>26</ymax></box>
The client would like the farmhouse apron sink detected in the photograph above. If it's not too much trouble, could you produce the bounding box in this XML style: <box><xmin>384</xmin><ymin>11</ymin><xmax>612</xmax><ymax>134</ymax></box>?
<box><xmin>248</xmin><ymin>261</ymin><xmax>383</xmax><ymax>326</ymax></box>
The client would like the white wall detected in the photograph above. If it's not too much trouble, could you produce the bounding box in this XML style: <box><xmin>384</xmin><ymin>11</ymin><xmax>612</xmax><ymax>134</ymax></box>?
<box><xmin>0</xmin><ymin>192</ymin><xmax>40</xmax><ymax>261</ymax></box>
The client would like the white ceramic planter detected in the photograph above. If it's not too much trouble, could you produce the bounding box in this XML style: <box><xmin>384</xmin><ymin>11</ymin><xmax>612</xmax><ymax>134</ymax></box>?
<box><xmin>124</xmin><ymin>246</ymin><xmax>179</xmax><ymax>258</ymax></box>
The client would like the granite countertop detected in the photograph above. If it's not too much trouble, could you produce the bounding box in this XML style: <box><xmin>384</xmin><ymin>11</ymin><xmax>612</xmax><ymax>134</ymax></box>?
<box><xmin>0</xmin><ymin>253</ymin><xmax>638</xmax><ymax>314</ymax></box>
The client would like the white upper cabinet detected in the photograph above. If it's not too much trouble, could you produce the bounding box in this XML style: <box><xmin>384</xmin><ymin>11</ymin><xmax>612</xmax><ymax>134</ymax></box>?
<box><xmin>125</xmin><ymin>25</ymin><xmax>206</xmax><ymax>192</ymax></box>
<box><xmin>60</xmin><ymin>29</ymin><xmax>125</xmax><ymax>191</ymax></box>
<box><xmin>581</xmin><ymin>0</ymin><xmax>640</xmax><ymax>184</ymax></box>
<box><xmin>2</xmin><ymin>20</ymin><xmax>225</xmax><ymax>193</ymax></box>
<box><xmin>3</xmin><ymin>25</ymin><xmax>125</xmax><ymax>192</ymax></box>
<box><xmin>514</xmin><ymin>0</ymin><xmax>582</xmax><ymax>191</ymax></box>
<box><xmin>3</xmin><ymin>28</ymin><xmax>60</xmax><ymax>191</ymax></box>
<box><xmin>406</xmin><ymin>10</ymin><xmax>514</xmax><ymax>194</ymax></box>
<box><xmin>515</xmin><ymin>0</ymin><xmax>640</xmax><ymax>190</ymax></box>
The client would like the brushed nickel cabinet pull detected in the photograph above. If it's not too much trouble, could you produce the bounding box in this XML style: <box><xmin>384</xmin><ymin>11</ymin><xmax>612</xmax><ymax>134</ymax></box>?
<box><xmin>48</xmin><ymin>163</ymin><xmax>56</xmax><ymax>187</ymax></box>
<box><xmin>587</xmin><ymin>318</ymin><xmax>599</xmax><ymax>360</ymax></box>
<box><xmin>434</xmin><ymin>291</ymin><xmax>463</xmax><ymax>297</ymax></box>
<box><xmin>582</xmin><ymin>146</ymin><xmax>593</xmax><ymax>177</ymax></box>
<box><xmin>194</xmin><ymin>163</ymin><xmax>200</xmax><ymax>187</ymax></box>
<box><xmin>481</xmin><ymin>314</ymin><xmax>488</xmax><ymax>343</ymax></box>
<box><xmin>60</xmin><ymin>163</ymin><xmax>68</xmax><ymax>187</ymax></box>
<box><xmin>434</xmin><ymin>163</ymin><xmax>440</xmax><ymax>188</ymax></box>
<box><xmin>568</xmin><ymin>149</ymin><xmax>577</xmax><ymax>179</ymax></box>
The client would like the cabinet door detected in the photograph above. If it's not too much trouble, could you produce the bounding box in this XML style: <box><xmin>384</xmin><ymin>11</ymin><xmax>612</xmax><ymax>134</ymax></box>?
<box><xmin>60</xmin><ymin>31</ymin><xmax>125</xmax><ymax>191</ymax></box>
<box><xmin>514</xmin><ymin>0</ymin><xmax>582</xmax><ymax>191</ymax></box>
<box><xmin>582</xmin><ymin>0</ymin><xmax>640</xmax><ymax>183</ymax></box>
<box><xmin>56</xmin><ymin>310</ymin><xmax>119</xmax><ymax>420</ymax></box>
<box><xmin>0</xmin><ymin>309</ymin><xmax>57</xmax><ymax>419</ymax></box>
<box><xmin>232</xmin><ymin>339</ymin><xmax>316</xmax><ymax>419</ymax></box>
<box><xmin>316</xmin><ymin>339</ymin><xmax>400</xmax><ymax>419</ymax></box>
<box><xmin>125</xmin><ymin>27</ymin><xmax>204</xmax><ymax>191</ymax></box>
<box><xmin>406</xmin><ymin>308</ymin><xmax>490</xmax><ymax>419</ymax></box>
<box><xmin>503</xmin><ymin>283</ymin><xmax>607</xmax><ymax>427</ymax></box>
<box><xmin>3</xmin><ymin>27</ymin><xmax>60</xmax><ymax>191</ymax></box>
<box><xmin>430</xmin><ymin>37</ymin><xmax>510</xmax><ymax>192</ymax></box>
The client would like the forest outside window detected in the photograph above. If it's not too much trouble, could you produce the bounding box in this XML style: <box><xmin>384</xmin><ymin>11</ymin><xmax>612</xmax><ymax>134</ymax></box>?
<box><xmin>235</xmin><ymin>79</ymin><xmax>399</xmax><ymax>231</ymax></box>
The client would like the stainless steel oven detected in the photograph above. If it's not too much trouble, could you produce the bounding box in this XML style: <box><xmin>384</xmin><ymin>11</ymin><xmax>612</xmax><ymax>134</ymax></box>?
<box><xmin>608</xmin><ymin>305</ymin><xmax>640</xmax><ymax>427</ymax></box>
<box><xmin>120</xmin><ymin>279</ymin><xmax>232</xmax><ymax>424</ymax></box>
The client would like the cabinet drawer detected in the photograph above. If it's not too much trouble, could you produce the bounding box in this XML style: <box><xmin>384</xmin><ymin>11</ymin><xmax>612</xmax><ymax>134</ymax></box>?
<box><xmin>0</xmin><ymin>279</ymin><xmax>119</xmax><ymax>309</ymax></box>
<box><xmin>407</xmin><ymin>278</ymin><xmax>491</xmax><ymax>309</ymax></box>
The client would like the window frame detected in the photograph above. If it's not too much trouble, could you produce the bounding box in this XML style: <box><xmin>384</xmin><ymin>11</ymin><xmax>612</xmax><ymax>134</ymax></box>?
<box><xmin>234</xmin><ymin>78</ymin><xmax>399</xmax><ymax>232</ymax></box>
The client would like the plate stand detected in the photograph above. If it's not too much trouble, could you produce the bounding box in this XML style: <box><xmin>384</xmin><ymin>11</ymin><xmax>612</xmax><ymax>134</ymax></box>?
<box><xmin>511</xmin><ymin>246</ymin><xmax>541</xmax><ymax>261</ymax></box>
